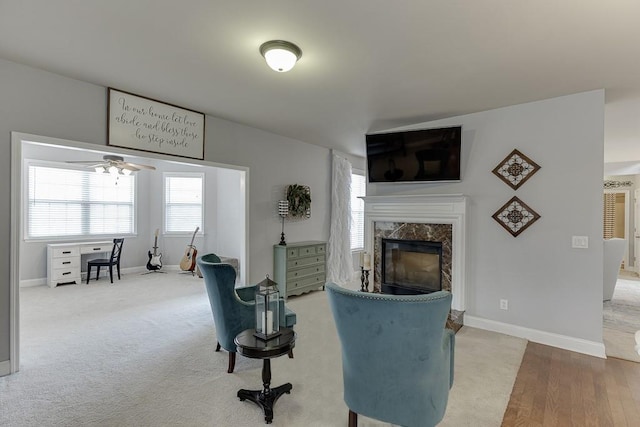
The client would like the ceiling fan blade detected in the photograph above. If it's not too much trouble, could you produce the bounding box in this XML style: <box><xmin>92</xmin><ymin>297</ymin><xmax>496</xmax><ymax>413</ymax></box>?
<box><xmin>120</xmin><ymin>164</ymin><xmax>141</xmax><ymax>172</ymax></box>
<box><xmin>124</xmin><ymin>162</ymin><xmax>156</xmax><ymax>170</ymax></box>
<box><xmin>66</xmin><ymin>161</ymin><xmax>108</xmax><ymax>169</ymax></box>
<box><xmin>65</xmin><ymin>160</ymin><xmax>103</xmax><ymax>164</ymax></box>
<box><xmin>65</xmin><ymin>156</ymin><xmax>155</xmax><ymax>172</ymax></box>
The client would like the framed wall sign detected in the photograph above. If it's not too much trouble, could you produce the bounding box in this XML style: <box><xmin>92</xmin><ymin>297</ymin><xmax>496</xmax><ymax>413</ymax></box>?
<box><xmin>108</xmin><ymin>88</ymin><xmax>205</xmax><ymax>160</ymax></box>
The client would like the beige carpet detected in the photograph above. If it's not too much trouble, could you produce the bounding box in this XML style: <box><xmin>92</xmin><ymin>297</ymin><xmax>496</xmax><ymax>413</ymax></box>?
<box><xmin>603</xmin><ymin>275</ymin><xmax>640</xmax><ymax>362</ymax></box>
<box><xmin>0</xmin><ymin>273</ymin><xmax>526</xmax><ymax>426</ymax></box>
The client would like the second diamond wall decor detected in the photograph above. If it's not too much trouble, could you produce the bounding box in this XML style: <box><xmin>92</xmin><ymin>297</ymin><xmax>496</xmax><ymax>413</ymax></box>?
<box><xmin>492</xmin><ymin>196</ymin><xmax>541</xmax><ymax>237</ymax></box>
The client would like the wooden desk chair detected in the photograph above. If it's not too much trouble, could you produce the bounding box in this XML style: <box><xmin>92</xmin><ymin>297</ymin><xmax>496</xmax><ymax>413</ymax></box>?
<box><xmin>86</xmin><ymin>238</ymin><xmax>124</xmax><ymax>284</ymax></box>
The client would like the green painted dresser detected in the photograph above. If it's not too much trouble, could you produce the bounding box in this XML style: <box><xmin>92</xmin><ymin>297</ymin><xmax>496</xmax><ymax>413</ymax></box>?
<box><xmin>273</xmin><ymin>241</ymin><xmax>326</xmax><ymax>299</ymax></box>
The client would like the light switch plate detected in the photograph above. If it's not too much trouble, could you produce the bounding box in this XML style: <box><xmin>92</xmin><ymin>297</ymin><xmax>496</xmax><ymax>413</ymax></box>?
<box><xmin>572</xmin><ymin>236</ymin><xmax>589</xmax><ymax>248</ymax></box>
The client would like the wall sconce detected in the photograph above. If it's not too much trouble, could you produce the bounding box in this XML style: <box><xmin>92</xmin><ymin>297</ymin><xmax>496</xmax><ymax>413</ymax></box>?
<box><xmin>259</xmin><ymin>40</ymin><xmax>302</xmax><ymax>73</ymax></box>
<box><xmin>278</xmin><ymin>200</ymin><xmax>289</xmax><ymax>246</ymax></box>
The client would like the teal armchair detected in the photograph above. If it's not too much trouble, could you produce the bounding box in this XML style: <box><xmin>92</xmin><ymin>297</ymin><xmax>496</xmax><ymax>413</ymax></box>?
<box><xmin>197</xmin><ymin>254</ymin><xmax>297</xmax><ymax>373</ymax></box>
<box><xmin>326</xmin><ymin>282</ymin><xmax>454</xmax><ymax>427</ymax></box>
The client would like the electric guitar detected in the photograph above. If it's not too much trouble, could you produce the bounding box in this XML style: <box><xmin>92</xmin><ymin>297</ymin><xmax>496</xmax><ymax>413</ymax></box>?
<box><xmin>146</xmin><ymin>229</ymin><xmax>162</xmax><ymax>271</ymax></box>
<box><xmin>179</xmin><ymin>227</ymin><xmax>199</xmax><ymax>272</ymax></box>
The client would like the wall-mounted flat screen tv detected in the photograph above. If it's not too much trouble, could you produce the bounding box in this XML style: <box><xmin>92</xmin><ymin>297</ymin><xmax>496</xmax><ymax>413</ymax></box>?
<box><xmin>366</xmin><ymin>126</ymin><xmax>462</xmax><ymax>183</ymax></box>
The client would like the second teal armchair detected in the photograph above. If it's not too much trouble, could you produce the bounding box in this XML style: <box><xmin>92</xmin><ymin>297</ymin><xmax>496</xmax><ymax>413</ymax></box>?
<box><xmin>326</xmin><ymin>282</ymin><xmax>454</xmax><ymax>427</ymax></box>
<box><xmin>197</xmin><ymin>254</ymin><xmax>297</xmax><ymax>373</ymax></box>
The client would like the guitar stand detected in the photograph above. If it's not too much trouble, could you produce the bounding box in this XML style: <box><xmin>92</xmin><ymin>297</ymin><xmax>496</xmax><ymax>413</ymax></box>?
<box><xmin>179</xmin><ymin>268</ymin><xmax>197</xmax><ymax>277</ymax></box>
<box><xmin>178</xmin><ymin>265</ymin><xmax>202</xmax><ymax>277</ymax></box>
<box><xmin>141</xmin><ymin>270</ymin><xmax>167</xmax><ymax>275</ymax></box>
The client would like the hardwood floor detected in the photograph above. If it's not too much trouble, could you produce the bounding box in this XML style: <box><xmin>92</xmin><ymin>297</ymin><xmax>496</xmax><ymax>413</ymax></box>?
<box><xmin>502</xmin><ymin>342</ymin><xmax>640</xmax><ymax>426</ymax></box>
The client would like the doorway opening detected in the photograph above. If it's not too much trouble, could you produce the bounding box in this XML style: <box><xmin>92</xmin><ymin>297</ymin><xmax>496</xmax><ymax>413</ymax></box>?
<box><xmin>602</xmin><ymin>185</ymin><xmax>640</xmax><ymax>362</ymax></box>
<box><xmin>9</xmin><ymin>132</ymin><xmax>249</xmax><ymax>374</ymax></box>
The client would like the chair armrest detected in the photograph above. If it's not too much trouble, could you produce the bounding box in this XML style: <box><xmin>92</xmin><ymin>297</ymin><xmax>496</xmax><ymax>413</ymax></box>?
<box><xmin>443</xmin><ymin>328</ymin><xmax>455</xmax><ymax>388</ymax></box>
<box><xmin>235</xmin><ymin>288</ymin><xmax>296</xmax><ymax>328</ymax></box>
<box><xmin>235</xmin><ymin>285</ymin><xmax>257</xmax><ymax>302</ymax></box>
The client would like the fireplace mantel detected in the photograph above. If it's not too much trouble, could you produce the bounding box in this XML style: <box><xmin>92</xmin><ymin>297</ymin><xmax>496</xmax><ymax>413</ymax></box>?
<box><xmin>362</xmin><ymin>194</ymin><xmax>467</xmax><ymax>311</ymax></box>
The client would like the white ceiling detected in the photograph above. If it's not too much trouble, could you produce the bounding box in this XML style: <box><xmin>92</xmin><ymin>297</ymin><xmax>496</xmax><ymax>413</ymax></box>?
<box><xmin>1</xmin><ymin>1</ymin><xmax>639</xmax><ymax>163</ymax></box>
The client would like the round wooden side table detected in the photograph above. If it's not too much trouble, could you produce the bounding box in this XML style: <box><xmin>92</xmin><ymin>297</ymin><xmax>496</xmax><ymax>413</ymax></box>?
<box><xmin>234</xmin><ymin>328</ymin><xmax>296</xmax><ymax>424</ymax></box>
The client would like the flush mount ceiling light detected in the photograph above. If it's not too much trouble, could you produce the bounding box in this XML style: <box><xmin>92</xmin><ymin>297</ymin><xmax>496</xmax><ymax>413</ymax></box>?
<box><xmin>259</xmin><ymin>40</ymin><xmax>302</xmax><ymax>72</ymax></box>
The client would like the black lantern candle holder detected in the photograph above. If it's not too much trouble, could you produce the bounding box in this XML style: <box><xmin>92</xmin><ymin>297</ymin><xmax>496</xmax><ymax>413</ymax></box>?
<box><xmin>254</xmin><ymin>275</ymin><xmax>281</xmax><ymax>340</ymax></box>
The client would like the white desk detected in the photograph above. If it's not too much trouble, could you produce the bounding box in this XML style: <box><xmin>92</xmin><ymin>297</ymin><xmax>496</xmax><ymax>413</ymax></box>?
<box><xmin>47</xmin><ymin>241</ymin><xmax>113</xmax><ymax>287</ymax></box>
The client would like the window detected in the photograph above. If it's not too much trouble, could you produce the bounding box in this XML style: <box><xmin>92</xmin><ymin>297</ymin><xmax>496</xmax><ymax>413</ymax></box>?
<box><xmin>350</xmin><ymin>172</ymin><xmax>366</xmax><ymax>250</ymax></box>
<box><xmin>164</xmin><ymin>173</ymin><xmax>204</xmax><ymax>234</ymax></box>
<box><xmin>27</xmin><ymin>163</ymin><xmax>135</xmax><ymax>238</ymax></box>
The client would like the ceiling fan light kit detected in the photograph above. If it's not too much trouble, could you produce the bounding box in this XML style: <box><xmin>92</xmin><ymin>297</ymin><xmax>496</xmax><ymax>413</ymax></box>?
<box><xmin>259</xmin><ymin>40</ymin><xmax>302</xmax><ymax>72</ymax></box>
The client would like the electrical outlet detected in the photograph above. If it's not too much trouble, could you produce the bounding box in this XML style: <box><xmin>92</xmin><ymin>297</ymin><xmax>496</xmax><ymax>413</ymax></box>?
<box><xmin>500</xmin><ymin>299</ymin><xmax>508</xmax><ymax>310</ymax></box>
<box><xmin>572</xmin><ymin>236</ymin><xmax>589</xmax><ymax>249</ymax></box>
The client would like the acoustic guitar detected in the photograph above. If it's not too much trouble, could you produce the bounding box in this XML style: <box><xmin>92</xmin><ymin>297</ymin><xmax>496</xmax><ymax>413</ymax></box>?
<box><xmin>179</xmin><ymin>227</ymin><xmax>199</xmax><ymax>272</ymax></box>
<box><xmin>146</xmin><ymin>228</ymin><xmax>162</xmax><ymax>271</ymax></box>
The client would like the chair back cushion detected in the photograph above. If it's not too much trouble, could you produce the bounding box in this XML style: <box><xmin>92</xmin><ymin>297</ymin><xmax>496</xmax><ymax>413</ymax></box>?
<box><xmin>326</xmin><ymin>282</ymin><xmax>454</xmax><ymax>427</ymax></box>
<box><xmin>197</xmin><ymin>254</ymin><xmax>255</xmax><ymax>351</ymax></box>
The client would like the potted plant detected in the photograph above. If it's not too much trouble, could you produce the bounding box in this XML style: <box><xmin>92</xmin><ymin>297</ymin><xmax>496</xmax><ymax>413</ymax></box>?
<box><xmin>286</xmin><ymin>184</ymin><xmax>311</xmax><ymax>219</ymax></box>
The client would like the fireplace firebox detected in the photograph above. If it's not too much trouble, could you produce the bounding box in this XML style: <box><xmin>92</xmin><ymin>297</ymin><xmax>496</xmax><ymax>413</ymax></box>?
<box><xmin>381</xmin><ymin>238</ymin><xmax>443</xmax><ymax>295</ymax></box>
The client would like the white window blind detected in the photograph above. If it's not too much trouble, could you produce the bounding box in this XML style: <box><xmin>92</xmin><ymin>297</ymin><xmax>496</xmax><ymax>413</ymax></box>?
<box><xmin>164</xmin><ymin>173</ymin><xmax>203</xmax><ymax>233</ymax></box>
<box><xmin>27</xmin><ymin>164</ymin><xmax>135</xmax><ymax>238</ymax></box>
<box><xmin>350</xmin><ymin>173</ymin><xmax>366</xmax><ymax>250</ymax></box>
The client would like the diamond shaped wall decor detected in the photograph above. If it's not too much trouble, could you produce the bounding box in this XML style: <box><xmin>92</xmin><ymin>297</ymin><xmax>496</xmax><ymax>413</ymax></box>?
<box><xmin>492</xmin><ymin>149</ymin><xmax>541</xmax><ymax>190</ymax></box>
<box><xmin>492</xmin><ymin>196</ymin><xmax>541</xmax><ymax>237</ymax></box>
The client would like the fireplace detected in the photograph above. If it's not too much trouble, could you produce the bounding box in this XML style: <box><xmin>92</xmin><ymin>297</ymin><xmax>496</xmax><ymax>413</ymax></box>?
<box><xmin>362</xmin><ymin>194</ymin><xmax>467</xmax><ymax>331</ymax></box>
<box><xmin>381</xmin><ymin>238</ymin><xmax>443</xmax><ymax>295</ymax></box>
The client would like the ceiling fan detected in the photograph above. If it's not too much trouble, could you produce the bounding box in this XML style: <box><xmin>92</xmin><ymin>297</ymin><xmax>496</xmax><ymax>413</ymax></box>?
<box><xmin>66</xmin><ymin>154</ymin><xmax>156</xmax><ymax>175</ymax></box>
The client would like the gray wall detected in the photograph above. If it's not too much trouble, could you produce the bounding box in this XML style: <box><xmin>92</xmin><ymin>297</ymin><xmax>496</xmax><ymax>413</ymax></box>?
<box><xmin>369</xmin><ymin>90</ymin><xmax>605</xmax><ymax>343</ymax></box>
<box><xmin>0</xmin><ymin>54</ymin><xmax>605</xmax><ymax>365</ymax></box>
<box><xmin>0</xmin><ymin>58</ymin><xmax>330</xmax><ymax>365</ymax></box>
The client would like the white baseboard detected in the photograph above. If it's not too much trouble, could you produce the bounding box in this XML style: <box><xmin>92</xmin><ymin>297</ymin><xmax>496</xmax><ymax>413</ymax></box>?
<box><xmin>19</xmin><ymin>278</ymin><xmax>47</xmax><ymax>288</ymax></box>
<box><xmin>0</xmin><ymin>359</ymin><xmax>11</xmax><ymax>377</ymax></box>
<box><xmin>20</xmin><ymin>266</ymin><xmax>161</xmax><ymax>288</ymax></box>
<box><xmin>464</xmin><ymin>315</ymin><xmax>607</xmax><ymax>359</ymax></box>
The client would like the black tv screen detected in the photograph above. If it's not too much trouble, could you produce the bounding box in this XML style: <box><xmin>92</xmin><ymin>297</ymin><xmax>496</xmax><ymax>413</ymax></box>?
<box><xmin>366</xmin><ymin>126</ymin><xmax>462</xmax><ymax>183</ymax></box>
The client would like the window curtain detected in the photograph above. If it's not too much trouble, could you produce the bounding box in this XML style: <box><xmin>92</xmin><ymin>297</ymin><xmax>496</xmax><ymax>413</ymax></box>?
<box><xmin>327</xmin><ymin>153</ymin><xmax>354</xmax><ymax>284</ymax></box>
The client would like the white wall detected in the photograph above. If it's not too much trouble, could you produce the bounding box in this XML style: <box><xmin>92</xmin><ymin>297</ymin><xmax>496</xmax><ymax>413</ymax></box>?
<box><xmin>216</xmin><ymin>167</ymin><xmax>246</xmax><ymax>280</ymax></box>
<box><xmin>369</xmin><ymin>90</ymin><xmax>605</xmax><ymax>345</ymax></box>
<box><xmin>0</xmin><ymin>58</ymin><xmax>330</xmax><ymax>367</ymax></box>
<box><xmin>148</xmin><ymin>160</ymin><xmax>233</xmax><ymax>271</ymax></box>
<box><xmin>202</xmin><ymin>115</ymin><xmax>331</xmax><ymax>282</ymax></box>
